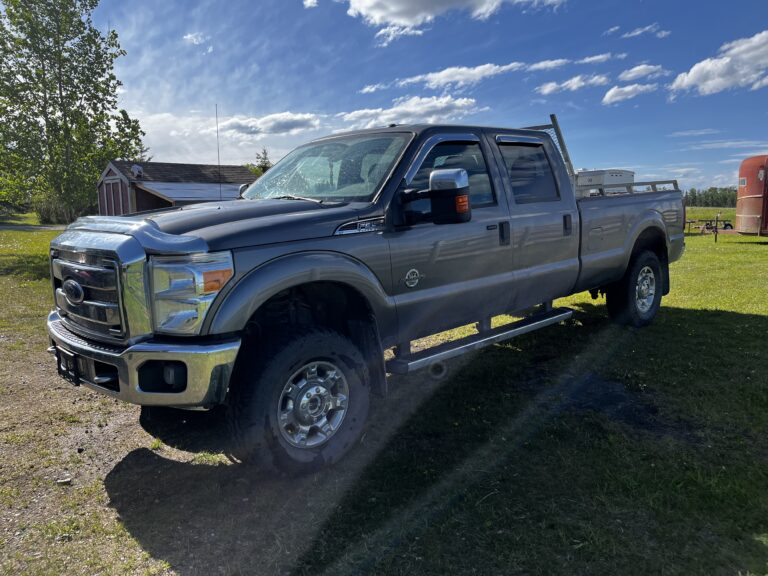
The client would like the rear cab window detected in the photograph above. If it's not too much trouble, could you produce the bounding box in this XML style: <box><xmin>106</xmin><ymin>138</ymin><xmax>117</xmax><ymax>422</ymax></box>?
<box><xmin>497</xmin><ymin>143</ymin><xmax>560</xmax><ymax>204</ymax></box>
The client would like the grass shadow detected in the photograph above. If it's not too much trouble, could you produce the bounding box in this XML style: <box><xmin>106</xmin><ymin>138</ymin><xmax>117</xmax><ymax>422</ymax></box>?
<box><xmin>105</xmin><ymin>305</ymin><xmax>768</xmax><ymax>576</ymax></box>
<box><xmin>0</xmin><ymin>253</ymin><xmax>51</xmax><ymax>280</ymax></box>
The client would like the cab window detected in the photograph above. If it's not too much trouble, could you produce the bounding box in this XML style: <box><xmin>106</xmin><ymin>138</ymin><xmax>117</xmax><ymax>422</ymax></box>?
<box><xmin>408</xmin><ymin>142</ymin><xmax>496</xmax><ymax>215</ymax></box>
<box><xmin>498</xmin><ymin>144</ymin><xmax>559</xmax><ymax>204</ymax></box>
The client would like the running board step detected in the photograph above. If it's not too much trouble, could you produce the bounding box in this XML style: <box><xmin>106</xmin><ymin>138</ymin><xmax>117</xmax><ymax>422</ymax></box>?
<box><xmin>386</xmin><ymin>307</ymin><xmax>573</xmax><ymax>375</ymax></box>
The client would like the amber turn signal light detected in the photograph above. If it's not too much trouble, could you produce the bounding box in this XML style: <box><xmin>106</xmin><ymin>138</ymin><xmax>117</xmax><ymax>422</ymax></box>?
<box><xmin>455</xmin><ymin>195</ymin><xmax>470</xmax><ymax>214</ymax></box>
<box><xmin>203</xmin><ymin>268</ymin><xmax>234</xmax><ymax>293</ymax></box>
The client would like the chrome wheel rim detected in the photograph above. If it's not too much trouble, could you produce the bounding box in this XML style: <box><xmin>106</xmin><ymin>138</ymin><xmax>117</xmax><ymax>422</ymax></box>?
<box><xmin>277</xmin><ymin>361</ymin><xmax>349</xmax><ymax>449</ymax></box>
<box><xmin>635</xmin><ymin>266</ymin><xmax>656</xmax><ymax>314</ymax></box>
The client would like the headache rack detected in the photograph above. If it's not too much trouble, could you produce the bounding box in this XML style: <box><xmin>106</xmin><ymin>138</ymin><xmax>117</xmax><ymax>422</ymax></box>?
<box><xmin>576</xmin><ymin>180</ymin><xmax>681</xmax><ymax>198</ymax></box>
<box><xmin>525</xmin><ymin>114</ymin><xmax>681</xmax><ymax>199</ymax></box>
<box><xmin>524</xmin><ymin>113</ymin><xmax>576</xmax><ymax>179</ymax></box>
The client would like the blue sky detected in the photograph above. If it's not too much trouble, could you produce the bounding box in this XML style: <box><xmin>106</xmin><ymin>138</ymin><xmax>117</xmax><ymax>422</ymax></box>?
<box><xmin>95</xmin><ymin>0</ymin><xmax>768</xmax><ymax>190</ymax></box>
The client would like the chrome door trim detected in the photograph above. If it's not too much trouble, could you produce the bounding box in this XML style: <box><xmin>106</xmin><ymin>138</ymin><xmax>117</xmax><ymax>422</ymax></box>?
<box><xmin>495</xmin><ymin>135</ymin><xmax>545</xmax><ymax>145</ymax></box>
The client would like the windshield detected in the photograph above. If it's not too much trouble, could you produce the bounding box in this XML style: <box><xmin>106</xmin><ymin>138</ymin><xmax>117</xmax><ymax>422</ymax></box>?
<box><xmin>243</xmin><ymin>133</ymin><xmax>410</xmax><ymax>202</ymax></box>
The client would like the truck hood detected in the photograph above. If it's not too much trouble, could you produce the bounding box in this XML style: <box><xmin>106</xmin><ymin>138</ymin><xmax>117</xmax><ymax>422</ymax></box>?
<box><xmin>68</xmin><ymin>199</ymin><xmax>369</xmax><ymax>253</ymax></box>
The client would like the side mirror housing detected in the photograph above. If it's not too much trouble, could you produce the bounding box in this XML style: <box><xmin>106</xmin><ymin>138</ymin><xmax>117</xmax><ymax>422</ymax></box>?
<box><xmin>429</xmin><ymin>168</ymin><xmax>471</xmax><ymax>224</ymax></box>
<box><xmin>238</xmin><ymin>183</ymin><xmax>249</xmax><ymax>198</ymax></box>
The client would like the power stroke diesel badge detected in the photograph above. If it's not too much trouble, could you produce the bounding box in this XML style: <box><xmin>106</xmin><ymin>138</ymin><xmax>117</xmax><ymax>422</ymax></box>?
<box><xmin>404</xmin><ymin>269</ymin><xmax>421</xmax><ymax>289</ymax></box>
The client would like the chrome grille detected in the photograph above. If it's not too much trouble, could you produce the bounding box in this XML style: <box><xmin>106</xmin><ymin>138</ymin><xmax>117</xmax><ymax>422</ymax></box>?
<box><xmin>51</xmin><ymin>255</ymin><xmax>125</xmax><ymax>340</ymax></box>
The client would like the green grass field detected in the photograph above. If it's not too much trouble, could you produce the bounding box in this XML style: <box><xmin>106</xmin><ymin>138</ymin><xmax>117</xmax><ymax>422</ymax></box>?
<box><xmin>0</xmin><ymin>212</ymin><xmax>41</xmax><ymax>226</ymax></box>
<box><xmin>686</xmin><ymin>206</ymin><xmax>737</xmax><ymax>222</ymax></box>
<box><xmin>1</xmin><ymin>215</ymin><xmax>767</xmax><ymax>575</ymax></box>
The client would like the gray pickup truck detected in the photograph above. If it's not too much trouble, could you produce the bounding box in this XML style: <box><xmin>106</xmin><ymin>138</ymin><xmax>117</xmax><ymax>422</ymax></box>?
<box><xmin>47</xmin><ymin>118</ymin><xmax>685</xmax><ymax>473</ymax></box>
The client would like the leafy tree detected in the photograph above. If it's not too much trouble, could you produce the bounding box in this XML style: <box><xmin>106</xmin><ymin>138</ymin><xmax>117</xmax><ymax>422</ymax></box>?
<box><xmin>255</xmin><ymin>147</ymin><xmax>272</xmax><ymax>173</ymax></box>
<box><xmin>244</xmin><ymin>147</ymin><xmax>273</xmax><ymax>179</ymax></box>
<box><xmin>243</xmin><ymin>164</ymin><xmax>265</xmax><ymax>178</ymax></box>
<box><xmin>0</xmin><ymin>0</ymin><xmax>145</xmax><ymax>223</ymax></box>
<box><xmin>685</xmin><ymin>187</ymin><xmax>736</xmax><ymax>208</ymax></box>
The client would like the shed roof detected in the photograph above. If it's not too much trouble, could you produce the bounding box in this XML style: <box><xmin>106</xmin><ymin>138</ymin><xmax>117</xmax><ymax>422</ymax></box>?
<box><xmin>136</xmin><ymin>181</ymin><xmax>242</xmax><ymax>202</ymax></box>
<box><xmin>110</xmin><ymin>160</ymin><xmax>256</xmax><ymax>185</ymax></box>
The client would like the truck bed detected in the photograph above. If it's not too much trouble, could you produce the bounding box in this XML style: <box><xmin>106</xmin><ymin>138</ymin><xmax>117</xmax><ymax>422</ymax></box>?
<box><xmin>574</xmin><ymin>182</ymin><xmax>685</xmax><ymax>293</ymax></box>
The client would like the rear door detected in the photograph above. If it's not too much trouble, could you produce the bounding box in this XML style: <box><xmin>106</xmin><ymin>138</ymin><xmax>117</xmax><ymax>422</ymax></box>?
<box><xmin>385</xmin><ymin>132</ymin><xmax>513</xmax><ymax>342</ymax></box>
<box><xmin>488</xmin><ymin>135</ymin><xmax>580</xmax><ymax>310</ymax></box>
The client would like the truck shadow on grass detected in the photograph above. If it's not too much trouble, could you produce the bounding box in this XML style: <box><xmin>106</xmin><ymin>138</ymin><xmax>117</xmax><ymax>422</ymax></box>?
<box><xmin>104</xmin><ymin>304</ymin><xmax>768</xmax><ymax>576</ymax></box>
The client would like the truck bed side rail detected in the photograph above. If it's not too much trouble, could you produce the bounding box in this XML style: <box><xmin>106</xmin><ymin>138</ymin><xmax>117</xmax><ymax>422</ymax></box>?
<box><xmin>577</xmin><ymin>179</ymin><xmax>680</xmax><ymax>197</ymax></box>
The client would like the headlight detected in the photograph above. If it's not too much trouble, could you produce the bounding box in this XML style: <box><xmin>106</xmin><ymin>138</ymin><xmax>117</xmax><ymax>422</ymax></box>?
<box><xmin>149</xmin><ymin>252</ymin><xmax>234</xmax><ymax>335</ymax></box>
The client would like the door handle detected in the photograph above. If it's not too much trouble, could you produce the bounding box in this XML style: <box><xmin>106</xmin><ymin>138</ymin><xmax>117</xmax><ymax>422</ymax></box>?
<box><xmin>563</xmin><ymin>214</ymin><xmax>573</xmax><ymax>236</ymax></box>
<box><xmin>499</xmin><ymin>221</ymin><xmax>510</xmax><ymax>245</ymax></box>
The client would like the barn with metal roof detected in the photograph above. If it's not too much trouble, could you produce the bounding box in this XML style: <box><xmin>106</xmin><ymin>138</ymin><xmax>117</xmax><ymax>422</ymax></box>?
<box><xmin>97</xmin><ymin>160</ymin><xmax>257</xmax><ymax>215</ymax></box>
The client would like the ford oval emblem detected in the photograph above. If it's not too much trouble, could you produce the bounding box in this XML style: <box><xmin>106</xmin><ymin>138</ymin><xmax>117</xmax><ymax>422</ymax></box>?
<box><xmin>63</xmin><ymin>279</ymin><xmax>85</xmax><ymax>305</ymax></box>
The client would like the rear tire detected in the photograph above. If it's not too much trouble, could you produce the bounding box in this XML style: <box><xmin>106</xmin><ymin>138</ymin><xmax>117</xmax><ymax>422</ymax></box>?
<box><xmin>606</xmin><ymin>250</ymin><xmax>663</xmax><ymax>328</ymax></box>
<box><xmin>227</xmin><ymin>328</ymin><xmax>370</xmax><ymax>476</ymax></box>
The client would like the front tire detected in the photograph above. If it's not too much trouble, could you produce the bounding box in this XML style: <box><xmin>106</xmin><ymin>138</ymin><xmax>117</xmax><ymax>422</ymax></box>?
<box><xmin>606</xmin><ymin>250</ymin><xmax>663</xmax><ymax>328</ymax></box>
<box><xmin>227</xmin><ymin>328</ymin><xmax>370</xmax><ymax>475</ymax></box>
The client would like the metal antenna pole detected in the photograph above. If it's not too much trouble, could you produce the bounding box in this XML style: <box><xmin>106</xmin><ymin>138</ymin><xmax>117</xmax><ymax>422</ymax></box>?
<box><xmin>216</xmin><ymin>104</ymin><xmax>222</xmax><ymax>201</ymax></box>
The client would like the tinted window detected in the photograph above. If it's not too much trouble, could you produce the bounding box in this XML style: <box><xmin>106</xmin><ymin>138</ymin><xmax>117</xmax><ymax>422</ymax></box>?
<box><xmin>498</xmin><ymin>144</ymin><xmax>559</xmax><ymax>204</ymax></box>
<box><xmin>409</xmin><ymin>142</ymin><xmax>495</xmax><ymax>214</ymax></box>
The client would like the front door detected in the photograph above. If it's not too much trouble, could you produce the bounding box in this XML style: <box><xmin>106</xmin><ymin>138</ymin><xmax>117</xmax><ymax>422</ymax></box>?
<box><xmin>385</xmin><ymin>133</ymin><xmax>512</xmax><ymax>343</ymax></box>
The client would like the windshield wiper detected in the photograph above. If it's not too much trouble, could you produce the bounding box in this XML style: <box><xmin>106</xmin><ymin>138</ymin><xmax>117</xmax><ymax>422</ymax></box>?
<box><xmin>270</xmin><ymin>194</ymin><xmax>323</xmax><ymax>204</ymax></box>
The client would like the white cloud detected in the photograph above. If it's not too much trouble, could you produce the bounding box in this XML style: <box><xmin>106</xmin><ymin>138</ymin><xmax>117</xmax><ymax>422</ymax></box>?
<box><xmin>359</xmin><ymin>83</ymin><xmax>390</xmax><ymax>94</ymax></box>
<box><xmin>621</xmin><ymin>23</ymin><xmax>669</xmax><ymax>39</ymax></box>
<box><xmin>182</xmin><ymin>32</ymin><xmax>207</xmax><ymax>45</ymax></box>
<box><xmin>618</xmin><ymin>64</ymin><xmax>671</xmax><ymax>81</ymax></box>
<box><xmin>683</xmin><ymin>139</ymin><xmax>768</xmax><ymax>151</ymax></box>
<box><xmin>528</xmin><ymin>58</ymin><xmax>570</xmax><ymax>71</ymax></box>
<box><xmin>603</xmin><ymin>25</ymin><xmax>620</xmax><ymax>36</ymax></box>
<box><xmin>130</xmin><ymin>112</ymin><xmax>318</xmax><ymax>164</ymax></box>
<box><xmin>670</xmin><ymin>30</ymin><xmax>768</xmax><ymax>96</ymax></box>
<box><xmin>364</xmin><ymin>54</ymin><xmax>621</xmax><ymax>94</ymax></box>
<box><xmin>342</xmin><ymin>0</ymin><xmax>565</xmax><ymax>27</ymax></box>
<box><xmin>218</xmin><ymin>112</ymin><xmax>321</xmax><ymax>137</ymax></box>
<box><xmin>307</xmin><ymin>0</ymin><xmax>566</xmax><ymax>45</ymax></box>
<box><xmin>375</xmin><ymin>25</ymin><xmax>424</xmax><ymax>46</ymax></box>
<box><xmin>536</xmin><ymin>74</ymin><xmax>609</xmax><ymax>95</ymax></box>
<box><xmin>668</xmin><ymin>129</ymin><xmax>720</xmax><ymax>137</ymax></box>
<box><xmin>602</xmin><ymin>83</ymin><xmax>658</xmax><ymax>105</ymax></box>
<box><xmin>752</xmin><ymin>76</ymin><xmax>768</xmax><ymax>91</ymax></box>
<box><xmin>576</xmin><ymin>52</ymin><xmax>626</xmax><ymax>64</ymax></box>
<box><xmin>338</xmin><ymin>95</ymin><xmax>479</xmax><ymax>129</ymax></box>
<box><xmin>399</xmin><ymin>62</ymin><xmax>525</xmax><ymax>89</ymax></box>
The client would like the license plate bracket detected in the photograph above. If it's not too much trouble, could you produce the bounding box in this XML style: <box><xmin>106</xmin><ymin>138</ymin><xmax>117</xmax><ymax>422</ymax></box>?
<box><xmin>55</xmin><ymin>346</ymin><xmax>81</xmax><ymax>386</ymax></box>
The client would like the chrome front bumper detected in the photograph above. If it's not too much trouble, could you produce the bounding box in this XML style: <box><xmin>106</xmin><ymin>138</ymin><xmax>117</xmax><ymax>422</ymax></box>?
<box><xmin>47</xmin><ymin>311</ymin><xmax>241</xmax><ymax>407</ymax></box>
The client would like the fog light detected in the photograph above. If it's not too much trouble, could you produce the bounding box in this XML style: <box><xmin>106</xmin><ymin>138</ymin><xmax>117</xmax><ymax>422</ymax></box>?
<box><xmin>163</xmin><ymin>362</ymin><xmax>186</xmax><ymax>389</ymax></box>
<box><xmin>138</xmin><ymin>361</ymin><xmax>187</xmax><ymax>393</ymax></box>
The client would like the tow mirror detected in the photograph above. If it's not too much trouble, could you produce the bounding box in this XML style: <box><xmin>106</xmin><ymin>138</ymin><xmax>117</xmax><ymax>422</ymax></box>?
<box><xmin>428</xmin><ymin>168</ymin><xmax>471</xmax><ymax>224</ymax></box>
<box><xmin>238</xmin><ymin>183</ymin><xmax>249</xmax><ymax>198</ymax></box>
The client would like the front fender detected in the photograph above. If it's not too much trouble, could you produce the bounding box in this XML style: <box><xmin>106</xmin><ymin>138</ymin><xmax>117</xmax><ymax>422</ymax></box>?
<box><xmin>206</xmin><ymin>251</ymin><xmax>397</xmax><ymax>339</ymax></box>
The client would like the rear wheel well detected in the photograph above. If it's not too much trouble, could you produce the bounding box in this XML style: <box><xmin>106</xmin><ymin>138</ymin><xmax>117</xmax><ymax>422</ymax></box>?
<box><xmin>631</xmin><ymin>227</ymin><xmax>669</xmax><ymax>294</ymax></box>
<box><xmin>241</xmin><ymin>282</ymin><xmax>386</xmax><ymax>396</ymax></box>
